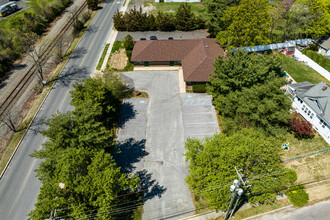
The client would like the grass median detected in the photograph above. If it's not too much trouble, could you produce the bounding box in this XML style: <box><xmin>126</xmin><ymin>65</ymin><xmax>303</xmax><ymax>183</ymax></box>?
<box><xmin>96</xmin><ymin>43</ymin><xmax>110</xmax><ymax>70</ymax></box>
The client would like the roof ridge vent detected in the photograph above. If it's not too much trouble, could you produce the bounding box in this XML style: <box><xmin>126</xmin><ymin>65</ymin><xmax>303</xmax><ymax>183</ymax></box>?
<box><xmin>322</xmin><ymin>85</ymin><xmax>327</xmax><ymax>91</ymax></box>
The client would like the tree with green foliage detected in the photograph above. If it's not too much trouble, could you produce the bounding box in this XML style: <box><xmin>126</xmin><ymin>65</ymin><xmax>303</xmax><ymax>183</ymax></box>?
<box><xmin>216</xmin><ymin>0</ymin><xmax>271</xmax><ymax>48</ymax></box>
<box><xmin>70</xmin><ymin>74</ymin><xmax>127</xmax><ymax>122</ymax></box>
<box><xmin>28</xmin><ymin>74</ymin><xmax>139</xmax><ymax>219</ymax></box>
<box><xmin>156</xmin><ymin>12</ymin><xmax>176</xmax><ymax>31</ymax></box>
<box><xmin>124</xmin><ymin>35</ymin><xmax>134</xmax><ymax>51</ymax></box>
<box><xmin>208</xmin><ymin>51</ymin><xmax>291</xmax><ymax>135</ymax></box>
<box><xmin>305</xmin><ymin>0</ymin><xmax>330</xmax><ymax>38</ymax></box>
<box><xmin>204</xmin><ymin>0</ymin><xmax>238</xmax><ymax>37</ymax></box>
<box><xmin>208</xmin><ymin>50</ymin><xmax>282</xmax><ymax>96</ymax></box>
<box><xmin>113</xmin><ymin>10</ymin><xmax>125</xmax><ymax>31</ymax></box>
<box><xmin>185</xmin><ymin>129</ymin><xmax>297</xmax><ymax>211</ymax></box>
<box><xmin>87</xmin><ymin>0</ymin><xmax>98</xmax><ymax>10</ymax></box>
<box><xmin>175</xmin><ymin>3</ymin><xmax>196</xmax><ymax>31</ymax></box>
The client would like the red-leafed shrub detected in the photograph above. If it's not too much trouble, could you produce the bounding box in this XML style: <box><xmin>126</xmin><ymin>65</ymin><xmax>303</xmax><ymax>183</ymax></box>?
<box><xmin>290</xmin><ymin>112</ymin><xmax>315</xmax><ymax>139</ymax></box>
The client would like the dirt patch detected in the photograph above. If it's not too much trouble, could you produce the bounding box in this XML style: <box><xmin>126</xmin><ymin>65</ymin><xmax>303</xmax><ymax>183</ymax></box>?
<box><xmin>285</xmin><ymin>151</ymin><xmax>330</xmax><ymax>183</ymax></box>
<box><xmin>108</xmin><ymin>48</ymin><xmax>128</xmax><ymax>70</ymax></box>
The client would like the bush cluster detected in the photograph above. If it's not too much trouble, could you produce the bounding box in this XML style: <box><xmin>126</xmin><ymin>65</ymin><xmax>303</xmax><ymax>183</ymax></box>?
<box><xmin>113</xmin><ymin>4</ymin><xmax>204</xmax><ymax>32</ymax></box>
<box><xmin>124</xmin><ymin>34</ymin><xmax>134</xmax><ymax>61</ymax></box>
<box><xmin>192</xmin><ymin>84</ymin><xmax>207</xmax><ymax>93</ymax></box>
<box><xmin>290</xmin><ymin>112</ymin><xmax>315</xmax><ymax>139</ymax></box>
<box><xmin>304</xmin><ymin>49</ymin><xmax>328</xmax><ymax>68</ymax></box>
<box><xmin>286</xmin><ymin>185</ymin><xmax>309</xmax><ymax>207</ymax></box>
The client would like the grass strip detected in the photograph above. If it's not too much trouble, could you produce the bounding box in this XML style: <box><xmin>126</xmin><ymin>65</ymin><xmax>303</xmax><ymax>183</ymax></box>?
<box><xmin>96</xmin><ymin>43</ymin><xmax>110</xmax><ymax>70</ymax></box>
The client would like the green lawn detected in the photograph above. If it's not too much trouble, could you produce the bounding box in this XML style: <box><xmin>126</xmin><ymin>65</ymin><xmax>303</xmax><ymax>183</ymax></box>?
<box><xmin>153</xmin><ymin>2</ymin><xmax>205</xmax><ymax>16</ymax></box>
<box><xmin>281</xmin><ymin>132</ymin><xmax>329</xmax><ymax>160</ymax></box>
<box><xmin>279</xmin><ymin>54</ymin><xmax>330</xmax><ymax>85</ymax></box>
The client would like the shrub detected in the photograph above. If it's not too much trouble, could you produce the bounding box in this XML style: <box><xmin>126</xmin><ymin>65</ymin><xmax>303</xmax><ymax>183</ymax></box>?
<box><xmin>286</xmin><ymin>185</ymin><xmax>309</xmax><ymax>207</ymax></box>
<box><xmin>87</xmin><ymin>0</ymin><xmax>98</xmax><ymax>10</ymax></box>
<box><xmin>315</xmin><ymin>55</ymin><xmax>320</xmax><ymax>64</ymax></box>
<box><xmin>320</xmin><ymin>58</ymin><xmax>327</xmax><ymax>68</ymax></box>
<box><xmin>125</xmin><ymin>50</ymin><xmax>132</xmax><ymax>61</ymax></box>
<box><xmin>124</xmin><ymin>34</ymin><xmax>134</xmax><ymax>51</ymax></box>
<box><xmin>308</xmin><ymin>44</ymin><xmax>319</xmax><ymax>52</ymax></box>
<box><xmin>72</xmin><ymin>19</ymin><xmax>84</xmax><ymax>36</ymax></box>
<box><xmin>290</xmin><ymin>112</ymin><xmax>315</xmax><ymax>139</ymax></box>
<box><xmin>306</xmin><ymin>50</ymin><xmax>314</xmax><ymax>60</ymax></box>
<box><xmin>192</xmin><ymin>84</ymin><xmax>207</xmax><ymax>93</ymax></box>
<box><xmin>81</xmin><ymin>11</ymin><xmax>92</xmax><ymax>23</ymax></box>
<box><xmin>301</xmin><ymin>49</ymin><xmax>307</xmax><ymax>54</ymax></box>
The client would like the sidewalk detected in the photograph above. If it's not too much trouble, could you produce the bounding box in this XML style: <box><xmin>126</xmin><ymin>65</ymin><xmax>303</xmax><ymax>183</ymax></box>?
<box><xmin>99</xmin><ymin>0</ymin><xmax>129</xmax><ymax>72</ymax></box>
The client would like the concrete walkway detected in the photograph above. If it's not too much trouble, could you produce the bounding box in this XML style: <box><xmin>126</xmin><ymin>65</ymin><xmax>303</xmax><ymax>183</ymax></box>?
<box><xmin>294</xmin><ymin>49</ymin><xmax>330</xmax><ymax>81</ymax></box>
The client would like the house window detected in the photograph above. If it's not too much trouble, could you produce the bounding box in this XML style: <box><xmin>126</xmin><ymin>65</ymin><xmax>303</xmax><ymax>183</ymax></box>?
<box><xmin>307</xmin><ymin>110</ymin><xmax>311</xmax><ymax>116</ymax></box>
<box><xmin>302</xmin><ymin>105</ymin><xmax>305</xmax><ymax>111</ymax></box>
<box><xmin>310</xmin><ymin>113</ymin><xmax>314</xmax><ymax>119</ymax></box>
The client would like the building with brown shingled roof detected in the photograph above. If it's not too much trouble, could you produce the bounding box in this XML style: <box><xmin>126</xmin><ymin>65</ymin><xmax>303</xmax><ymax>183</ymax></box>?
<box><xmin>131</xmin><ymin>39</ymin><xmax>225</xmax><ymax>85</ymax></box>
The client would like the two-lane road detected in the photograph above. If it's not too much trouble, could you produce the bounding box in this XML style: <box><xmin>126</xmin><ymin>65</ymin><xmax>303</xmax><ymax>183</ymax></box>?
<box><xmin>0</xmin><ymin>0</ymin><xmax>123</xmax><ymax>219</ymax></box>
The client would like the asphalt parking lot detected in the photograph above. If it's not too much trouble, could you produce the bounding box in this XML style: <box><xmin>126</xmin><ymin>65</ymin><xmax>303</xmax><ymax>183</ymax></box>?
<box><xmin>181</xmin><ymin>93</ymin><xmax>219</xmax><ymax>140</ymax></box>
<box><xmin>116</xmin><ymin>71</ymin><xmax>219</xmax><ymax>219</ymax></box>
<box><xmin>116</xmin><ymin>30</ymin><xmax>209</xmax><ymax>41</ymax></box>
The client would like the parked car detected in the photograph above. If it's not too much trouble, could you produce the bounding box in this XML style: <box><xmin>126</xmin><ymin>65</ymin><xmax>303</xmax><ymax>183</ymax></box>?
<box><xmin>168</xmin><ymin>37</ymin><xmax>174</xmax><ymax>40</ymax></box>
<box><xmin>140</xmin><ymin>38</ymin><xmax>146</xmax><ymax>41</ymax></box>
<box><xmin>0</xmin><ymin>2</ymin><xmax>18</xmax><ymax>17</ymax></box>
<box><xmin>150</xmin><ymin>36</ymin><xmax>157</xmax><ymax>40</ymax></box>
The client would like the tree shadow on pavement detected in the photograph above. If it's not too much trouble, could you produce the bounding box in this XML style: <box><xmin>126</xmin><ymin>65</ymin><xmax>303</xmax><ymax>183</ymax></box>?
<box><xmin>115</xmin><ymin>138</ymin><xmax>148</xmax><ymax>173</ymax></box>
<box><xmin>120</xmin><ymin>73</ymin><xmax>135</xmax><ymax>90</ymax></box>
<box><xmin>136</xmin><ymin>169</ymin><xmax>167</xmax><ymax>201</ymax></box>
<box><xmin>118</xmin><ymin>102</ymin><xmax>137</xmax><ymax>129</ymax></box>
<box><xmin>54</xmin><ymin>66</ymin><xmax>88</xmax><ymax>87</ymax></box>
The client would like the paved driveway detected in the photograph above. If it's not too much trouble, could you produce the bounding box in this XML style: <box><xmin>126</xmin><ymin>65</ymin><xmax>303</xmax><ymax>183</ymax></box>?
<box><xmin>117</xmin><ymin>71</ymin><xmax>219</xmax><ymax>219</ymax></box>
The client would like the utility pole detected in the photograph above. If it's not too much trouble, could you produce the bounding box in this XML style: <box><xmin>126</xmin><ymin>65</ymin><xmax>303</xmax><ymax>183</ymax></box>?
<box><xmin>50</xmin><ymin>210</ymin><xmax>53</xmax><ymax>220</ymax></box>
<box><xmin>224</xmin><ymin>167</ymin><xmax>250</xmax><ymax>220</ymax></box>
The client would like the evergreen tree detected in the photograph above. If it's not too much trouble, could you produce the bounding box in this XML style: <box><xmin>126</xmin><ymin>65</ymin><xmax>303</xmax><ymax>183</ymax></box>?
<box><xmin>175</xmin><ymin>3</ymin><xmax>195</xmax><ymax>31</ymax></box>
<box><xmin>156</xmin><ymin>12</ymin><xmax>176</xmax><ymax>31</ymax></box>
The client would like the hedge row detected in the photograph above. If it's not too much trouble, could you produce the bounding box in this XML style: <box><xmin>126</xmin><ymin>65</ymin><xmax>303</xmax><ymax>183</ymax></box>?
<box><xmin>302</xmin><ymin>49</ymin><xmax>327</xmax><ymax>68</ymax></box>
<box><xmin>113</xmin><ymin>3</ymin><xmax>204</xmax><ymax>32</ymax></box>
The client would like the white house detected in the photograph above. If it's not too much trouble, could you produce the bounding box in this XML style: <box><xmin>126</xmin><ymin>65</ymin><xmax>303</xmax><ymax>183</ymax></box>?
<box><xmin>286</xmin><ymin>81</ymin><xmax>330</xmax><ymax>144</ymax></box>
<box><xmin>154</xmin><ymin>0</ymin><xmax>200</xmax><ymax>2</ymax></box>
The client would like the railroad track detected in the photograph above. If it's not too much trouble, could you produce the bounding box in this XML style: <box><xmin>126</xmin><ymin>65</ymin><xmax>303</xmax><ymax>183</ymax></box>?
<box><xmin>0</xmin><ymin>1</ymin><xmax>87</xmax><ymax>118</ymax></box>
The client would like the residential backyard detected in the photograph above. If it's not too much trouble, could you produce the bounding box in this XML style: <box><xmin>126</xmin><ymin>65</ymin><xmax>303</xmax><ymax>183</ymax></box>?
<box><xmin>279</xmin><ymin>53</ymin><xmax>330</xmax><ymax>85</ymax></box>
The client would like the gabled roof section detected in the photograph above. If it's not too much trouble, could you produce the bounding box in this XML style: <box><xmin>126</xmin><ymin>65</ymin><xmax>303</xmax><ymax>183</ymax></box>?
<box><xmin>294</xmin><ymin>81</ymin><xmax>330</xmax><ymax>123</ymax></box>
<box><xmin>131</xmin><ymin>39</ymin><xmax>225</xmax><ymax>82</ymax></box>
<box><xmin>131</xmin><ymin>39</ymin><xmax>201</xmax><ymax>62</ymax></box>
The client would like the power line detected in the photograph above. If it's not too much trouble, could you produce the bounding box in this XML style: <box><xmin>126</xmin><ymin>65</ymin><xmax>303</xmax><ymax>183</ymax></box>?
<box><xmin>53</xmin><ymin>169</ymin><xmax>295</xmax><ymax>219</ymax></box>
<box><xmin>56</xmin><ymin>180</ymin><xmax>236</xmax><ymax>219</ymax></box>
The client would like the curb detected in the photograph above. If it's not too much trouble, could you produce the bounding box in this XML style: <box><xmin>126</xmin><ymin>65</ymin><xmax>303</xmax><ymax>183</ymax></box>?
<box><xmin>242</xmin><ymin>205</ymin><xmax>294</xmax><ymax>220</ymax></box>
